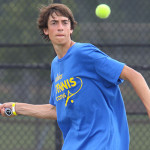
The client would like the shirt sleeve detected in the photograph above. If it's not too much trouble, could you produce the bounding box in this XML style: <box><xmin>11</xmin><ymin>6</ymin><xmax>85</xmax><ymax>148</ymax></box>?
<box><xmin>49</xmin><ymin>82</ymin><xmax>56</xmax><ymax>106</ymax></box>
<box><xmin>49</xmin><ymin>64</ymin><xmax>56</xmax><ymax>106</ymax></box>
<box><xmin>77</xmin><ymin>43</ymin><xmax>125</xmax><ymax>85</ymax></box>
<box><xmin>94</xmin><ymin>56</ymin><xmax>125</xmax><ymax>85</ymax></box>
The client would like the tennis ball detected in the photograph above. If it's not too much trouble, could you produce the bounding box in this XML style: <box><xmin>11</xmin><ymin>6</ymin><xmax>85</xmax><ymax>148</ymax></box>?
<box><xmin>95</xmin><ymin>4</ymin><xmax>111</xmax><ymax>19</ymax></box>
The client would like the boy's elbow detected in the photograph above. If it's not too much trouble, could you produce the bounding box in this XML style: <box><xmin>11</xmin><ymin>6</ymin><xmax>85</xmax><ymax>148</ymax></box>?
<box><xmin>120</xmin><ymin>65</ymin><xmax>142</xmax><ymax>81</ymax></box>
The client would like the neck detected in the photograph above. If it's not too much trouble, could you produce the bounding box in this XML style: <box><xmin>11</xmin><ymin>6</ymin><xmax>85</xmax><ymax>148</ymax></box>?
<box><xmin>53</xmin><ymin>40</ymin><xmax>75</xmax><ymax>59</ymax></box>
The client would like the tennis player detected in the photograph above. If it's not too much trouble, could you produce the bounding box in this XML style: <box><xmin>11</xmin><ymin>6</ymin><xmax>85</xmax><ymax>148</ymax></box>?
<box><xmin>0</xmin><ymin>3</ymin><xmax>150</xmax><ymax>150</ymax></box>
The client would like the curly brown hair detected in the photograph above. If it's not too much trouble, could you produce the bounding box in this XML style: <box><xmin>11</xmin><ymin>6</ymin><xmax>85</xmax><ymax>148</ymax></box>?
<box><xmin>37</xmin><ymin>3</ymin><xmax>77</xmax><ymax>41</ymax></box>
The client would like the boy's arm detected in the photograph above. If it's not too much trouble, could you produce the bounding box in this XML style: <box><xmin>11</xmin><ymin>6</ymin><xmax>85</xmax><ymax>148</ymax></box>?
<box><xmin>120</xmin><ymin>65</ymin><xmax>150</xmax><ymax>118</ymax></box>
<box><xmin>0</xmin><ymin>103</ymin><xmax>57</xmax><ymax>120</ymax></box>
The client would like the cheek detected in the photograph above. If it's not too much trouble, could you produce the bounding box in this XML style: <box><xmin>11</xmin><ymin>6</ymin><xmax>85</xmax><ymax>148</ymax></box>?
<box><xmin>48</xmin><ymin>29</ymin><xmax>55</xmax><ymax>39</ymax></box>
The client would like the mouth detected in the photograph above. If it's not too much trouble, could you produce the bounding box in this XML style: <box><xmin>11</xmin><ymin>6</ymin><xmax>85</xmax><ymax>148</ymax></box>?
<box><xmin>56</xmin><ymin>34</ymin><xmax>65</xmax><ymax>37</ymax></box>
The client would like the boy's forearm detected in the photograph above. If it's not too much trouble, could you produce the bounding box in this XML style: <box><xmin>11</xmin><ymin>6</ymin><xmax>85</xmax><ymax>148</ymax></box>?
<box><xmin>16</xmin><ymin>103</ymin><xmax>57</xmax><ymax>120</ymax></box>
<box><xmin>127</xmin><ymin>71</ymin><xmax>150</xmax><ymax>117</ymax></box>
<box><xmin>120</xmin><ymin>66</ymin><xmax>150</xmax><ymax>118</ymax></box>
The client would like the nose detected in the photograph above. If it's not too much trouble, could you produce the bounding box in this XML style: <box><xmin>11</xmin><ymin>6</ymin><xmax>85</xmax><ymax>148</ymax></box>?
<box><xmin>57</xmin><ymin>22</ymin><xmax>63</xmax><ymax>31</ymax></box>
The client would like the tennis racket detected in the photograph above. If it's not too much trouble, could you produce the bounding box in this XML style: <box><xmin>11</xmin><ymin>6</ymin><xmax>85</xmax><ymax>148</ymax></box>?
<box><xmin>0</xmin><ymin>103</ymin><xmax>12</xmax><ymax>116</ymax></box>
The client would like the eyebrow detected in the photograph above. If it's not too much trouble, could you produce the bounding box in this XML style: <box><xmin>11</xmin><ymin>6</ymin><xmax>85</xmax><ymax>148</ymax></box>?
<box><xmin>50</xmin><ymin>18</ymin><xmax>70</xmax><ymax>22</ymax></box>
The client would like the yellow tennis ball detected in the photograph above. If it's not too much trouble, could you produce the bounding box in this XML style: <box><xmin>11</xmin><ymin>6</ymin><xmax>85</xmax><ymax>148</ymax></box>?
<box><xmin>95</xmin><ymin>4</ymin><xmax>111</xmax><ymax>19</ymax></box>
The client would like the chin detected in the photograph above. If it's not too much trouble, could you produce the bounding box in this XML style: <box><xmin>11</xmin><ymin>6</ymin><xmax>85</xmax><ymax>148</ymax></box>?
<box><xmin>55</xmin><ymin>40</ymin><xmax>67</xmax><ymax>45</ymax></box>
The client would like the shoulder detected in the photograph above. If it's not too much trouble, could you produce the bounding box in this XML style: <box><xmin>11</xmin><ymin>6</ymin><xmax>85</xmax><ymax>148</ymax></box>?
<box><xmin>74</xmin><ymin>42</ymin><xmax>97</xmax><ymax>50</ymax></box>
<box><xmin>51</xmin><ymin>56</ymin><xmax>58</xmax><ymax>66</ymax></box>
<box><xmin>50</xmin><ymin>56</ymin><xmax>58</xmax><ymax>81</ymax></box>
<box><xmin>74</xmin><ymin>42</ymin><xmax>108</xmax><ymax>59</ymax></box>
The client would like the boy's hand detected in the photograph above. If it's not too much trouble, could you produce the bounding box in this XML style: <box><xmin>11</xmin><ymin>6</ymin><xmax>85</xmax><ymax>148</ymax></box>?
<box><xmin>0</xmin><ymin>103</ymin><xmax>15</xmax><ymax>117</ymax></box>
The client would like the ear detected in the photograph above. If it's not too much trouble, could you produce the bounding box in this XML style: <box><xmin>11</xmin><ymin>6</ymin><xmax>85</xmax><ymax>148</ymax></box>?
<box><xmin>43</xmin><ymin>28</ymin><xmax>49</xmax><ymax>35</ymax></box>
<box><xmin>70</xmin><ymin>29</ymin><xmax>73</xmax><ymax>35</ymax></box>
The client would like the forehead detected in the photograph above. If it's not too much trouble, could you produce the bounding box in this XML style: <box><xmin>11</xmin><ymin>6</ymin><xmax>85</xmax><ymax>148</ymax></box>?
<box><xmin>49</xmin><ymin>12</ymin><xmax>69</xmax><ymax>21</ymax></box>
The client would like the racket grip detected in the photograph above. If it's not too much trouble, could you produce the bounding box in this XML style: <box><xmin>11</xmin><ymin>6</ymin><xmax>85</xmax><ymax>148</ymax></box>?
<box><xmin>0</xmin><ymin>103</ymin><xmax>13</xmax><ymax>116</ymax></box>
<box><xmin>4</xmin><ymin>108</ymin><xmax>13</xmax><ymax>116</ymax></box>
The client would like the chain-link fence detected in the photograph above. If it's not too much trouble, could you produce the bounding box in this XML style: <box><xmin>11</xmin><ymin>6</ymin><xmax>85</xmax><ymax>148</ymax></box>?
<box><xmin>0</xmin><ymin>0</ymin><xmax>150</xmax><ymax>150</ymax></box>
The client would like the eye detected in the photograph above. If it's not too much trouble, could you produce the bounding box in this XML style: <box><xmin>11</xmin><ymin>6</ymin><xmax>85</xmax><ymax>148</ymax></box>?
<box><xmin>63</xmin><ymin>20</ymin><xmax>69</xmax><ymax>25</ymax></box>
<box><xmin>50</xmin><ymin>20</ymin><xmax>57</xmax><ymax>25</ymax></box>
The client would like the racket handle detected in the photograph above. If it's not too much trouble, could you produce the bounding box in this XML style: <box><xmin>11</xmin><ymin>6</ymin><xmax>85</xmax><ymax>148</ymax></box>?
<box><xmin>0</xmin><ymin>103</ymin><xmax>13</xmax><ymax>116</ymax></box>
<box><xmin>4</xmin><ymin>108</ymin><xmax>13</xmax><ymax>116</ymax></box>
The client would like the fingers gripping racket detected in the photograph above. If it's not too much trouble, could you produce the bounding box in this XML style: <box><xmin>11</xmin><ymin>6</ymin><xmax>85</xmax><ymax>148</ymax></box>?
<box><xmin>0</xmin><ymin>103</ymin><xmax>12</xmax><ymax>116</ymax></box>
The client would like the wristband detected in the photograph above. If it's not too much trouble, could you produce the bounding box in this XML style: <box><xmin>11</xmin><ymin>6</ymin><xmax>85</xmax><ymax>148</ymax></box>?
<box><xmin>12</xmin><ymin>103</ymin><xmax>17</xmax><ymax>116</ymax></box>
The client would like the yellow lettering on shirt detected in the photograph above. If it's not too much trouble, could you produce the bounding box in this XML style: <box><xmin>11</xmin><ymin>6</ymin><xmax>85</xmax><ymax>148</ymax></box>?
<box><xmin>55</xmin><ymin>77</ymin><xmax>77</xmax><ymax>94</ymax></box>
<box><xmin>55</xmin><ymin>76</ymin><xmax>83</xmax><ymax>106</ymax></box>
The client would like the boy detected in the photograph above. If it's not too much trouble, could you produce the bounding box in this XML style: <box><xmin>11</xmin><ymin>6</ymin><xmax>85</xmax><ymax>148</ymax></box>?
<box><xmin>0</xmin><ymin>3</ymin><xmax>150</xmax><ymax>150</ymax></box>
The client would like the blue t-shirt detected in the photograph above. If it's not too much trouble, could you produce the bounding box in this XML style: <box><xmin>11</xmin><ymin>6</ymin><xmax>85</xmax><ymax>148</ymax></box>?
<box><xmin>49</xmin><ymin>43</ymin><xmax>130</xmax><ymax>150</ymax></box>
